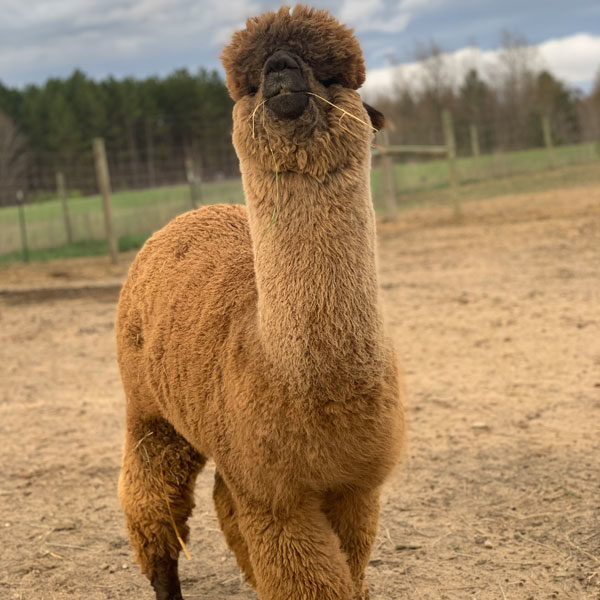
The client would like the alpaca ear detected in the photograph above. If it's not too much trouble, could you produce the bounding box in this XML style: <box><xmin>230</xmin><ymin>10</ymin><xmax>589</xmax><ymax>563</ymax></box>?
<box><xmin>363</xmin><ymin>102</ymin><xmax>385</xmax><ymax>131</ymax></box>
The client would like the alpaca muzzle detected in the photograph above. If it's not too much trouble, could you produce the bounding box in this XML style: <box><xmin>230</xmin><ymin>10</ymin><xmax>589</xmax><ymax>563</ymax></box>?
<box><xmin>263</xmin><ymin>50</ymin><xmax>309</xmax><ymax>120</ymax></box>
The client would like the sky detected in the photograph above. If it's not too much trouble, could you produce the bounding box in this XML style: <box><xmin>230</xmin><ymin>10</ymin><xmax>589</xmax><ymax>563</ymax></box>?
<box><xmin>1</xmin><ymin>0</ymin><xmax>599</xmax><ymax>98</ymax></box>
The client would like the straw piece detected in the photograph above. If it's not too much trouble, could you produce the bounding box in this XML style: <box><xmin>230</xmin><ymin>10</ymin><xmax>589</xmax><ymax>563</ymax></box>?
<box><xmin>307</xmin><ymin>92</ymin><xmax>376</xmax><ymax>131</ymax></box>
<box><xmin>161</xmin><ymin>472</ymin><xmax>192</xmax><ymax>560</ymax></box>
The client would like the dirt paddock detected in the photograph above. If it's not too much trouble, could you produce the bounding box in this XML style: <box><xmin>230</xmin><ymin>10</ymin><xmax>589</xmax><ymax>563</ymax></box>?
<box><xmin>1</xmin><ymin>185</ymin><xmax>599</xmax><ymax>599</ymax></box>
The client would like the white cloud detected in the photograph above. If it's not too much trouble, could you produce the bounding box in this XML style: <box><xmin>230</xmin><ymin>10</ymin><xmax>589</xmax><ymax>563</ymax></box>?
<box><xmin>339</xmin><ymin>0</ymin><xmax>385</xmax><ymax>23</ymax></box>
<box><xmin>538</xmin><ymin>33</ymin><xmax>600</xmax><ymax>84</ymax></box>
<box><xmin>361</xmin><ymin>33</ymin><xmax>600</xmax><ymax>101</ymax></box>
<box><xmin>339</xmin><ymin>0</ymin><xmax>440</xmax><ymax>34</ymax></box>
<box><xmin>2</xmin><ymin>1</ymin><xmax>598</xmax><ymax>94</ymax></box>
<box><xmin>0</xmin><ymin>0</ymin><xmax>260</xmax><ymax>82</ymax></box>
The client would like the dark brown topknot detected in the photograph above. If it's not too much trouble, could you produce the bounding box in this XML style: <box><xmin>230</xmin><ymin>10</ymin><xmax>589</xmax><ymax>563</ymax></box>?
<box><xmin>221</xmin><ymin>5</ymin><xmax>366</xmax><ymax>101</ymax></box>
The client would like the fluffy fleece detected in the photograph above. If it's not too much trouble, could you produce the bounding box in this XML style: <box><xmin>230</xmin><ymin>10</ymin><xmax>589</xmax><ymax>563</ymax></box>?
<box><xmin>116</xmin><ymin>5</ymin><xmax>405</xmax><ymax>600</ymax></box>
<box><xmin>221</xmin><ymin>5</ymin><xmax>365</xmax><ymax>101</ymax></box>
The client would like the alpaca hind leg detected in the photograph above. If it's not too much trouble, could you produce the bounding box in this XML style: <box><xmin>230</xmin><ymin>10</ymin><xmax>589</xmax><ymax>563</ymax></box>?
<box><xmin>235</xmin><ymin>494</ymin><xmax>356</xmax><ymax>600</ymax></box>
<box><xmin>322</xmin><ymin>488</ymin><xmax>381</xmax><ymax>600</ymax></box>
<box><xmin>212</xmin><ymin>471</ymin><xmax>256</xmax><ymax>587</ymax></box>
<box><xmin>118</xmin><ymin>417</ymin><xmax>206</xmax><ymax>600</ymax></box>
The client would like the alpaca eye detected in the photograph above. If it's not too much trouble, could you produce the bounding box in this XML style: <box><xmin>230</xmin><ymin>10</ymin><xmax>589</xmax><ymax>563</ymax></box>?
<box><xmin>322</xmin><ymin>78</ymin><xmax>339</xmax><ymax>87</ymax></box>
<box><xmin>248</xmin><ymin>86</ymin><xmax>258</xmax><ymax>96</ymax></box>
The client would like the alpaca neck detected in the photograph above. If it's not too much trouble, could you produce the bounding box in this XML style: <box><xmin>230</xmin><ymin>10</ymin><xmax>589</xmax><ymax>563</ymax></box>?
<box><xmin>242</xmin><ymin>161</ymin><xmax>384</xmax><ymax>393</ymax></box>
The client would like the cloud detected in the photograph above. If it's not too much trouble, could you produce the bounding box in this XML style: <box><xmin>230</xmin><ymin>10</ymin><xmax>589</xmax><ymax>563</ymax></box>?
<box><xmin>538</xmin><ymin>33</ymin><xmax>600</xmax><ymax>84</ymax></box>
<box><xmin>0</xmin><ymin>0</ymin><xmax>260</xmax><ymax>84</ymax></box>
<box><xmin>339</xmin><ymin>0</ymin><xmax>440</xmax><ymax>34</ymax></box>
<box><xmin>339</xmin><ymin>0</ymin><xmax>385</xmax><ymax>23</ymax></box>
<box><xmin>361</xmin><ymin>33</ymin><xmax>600</xmax><ymax>100</ymax></box>
<box><xmin>2</xmin><ymin>1</ymin><xmax>599</xmax><ymax>93</ymax></box>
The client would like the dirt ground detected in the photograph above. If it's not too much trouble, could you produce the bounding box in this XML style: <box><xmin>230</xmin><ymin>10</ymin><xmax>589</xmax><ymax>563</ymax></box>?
<box><xmin>1</xmin><ymin>185</ymin><xmax>599</xmax><ymax>600</ymax></box>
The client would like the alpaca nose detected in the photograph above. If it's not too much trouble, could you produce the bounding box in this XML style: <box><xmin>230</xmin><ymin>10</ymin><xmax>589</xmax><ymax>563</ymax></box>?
<box><xmin>264</xmin><ymin>50</ymin><xmax>300</xmax><ymax>75</ymax></box>
<box><xmin>263</xmin><ymin>49</ymin><xmax>309</xmax><ymax>119</ymax></box>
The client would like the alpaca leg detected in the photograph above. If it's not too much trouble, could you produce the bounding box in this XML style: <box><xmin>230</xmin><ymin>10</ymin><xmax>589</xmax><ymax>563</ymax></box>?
<box><xmin>235</xmin><ymin>494</ymin><xmax>356</xmax><ymax>600</ymax></box>
<box><xmin>322</xmin><ymin>488</ymin><xmax>381</xmax><ymax>600</ymax></box>
<box><xmin>212</xmin><ymin>471</ymin><xmax>256</xmax><ymax>587</ymax></box>
<box><xmin>118</xmin><ymin>417</ymin><xmax>206</xmax><ymax>600</ymax></box>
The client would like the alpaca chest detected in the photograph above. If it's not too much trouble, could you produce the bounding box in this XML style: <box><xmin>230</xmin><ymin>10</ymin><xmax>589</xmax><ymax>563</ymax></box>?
<box><xmin>218</xmin><ymin>383</ymin><xmax>400</xmax><ymax>498</ymax></box>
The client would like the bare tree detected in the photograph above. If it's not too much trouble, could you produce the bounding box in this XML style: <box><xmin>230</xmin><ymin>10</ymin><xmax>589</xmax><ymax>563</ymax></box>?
<box><xmin>414</xmin><ymin>39</ymin><xmax>455</xmax><ymax>108</ymax></box>
<box><xmin>0</xmin><ymin>111</ymin><xmax>28</xmax><ymax>206</ymax></box>
<box><xmin>412</xmin><ymin>39</ymin><xmax>457</xmax><ymax>144</ymax></box>
<box><xmin>496</xmin><ymin>32</ymin><xmax>539</xmax><ymax>94</ymax></box>
<box><xmin>492</xmin><ymin>31</ymin><xmax>540</xmax><ymax>148</ymax></box>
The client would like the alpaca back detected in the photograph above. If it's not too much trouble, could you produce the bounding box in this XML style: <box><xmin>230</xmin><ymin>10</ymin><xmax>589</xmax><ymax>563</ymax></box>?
<box><xmin>116</xmin><ymin>204</ymin><xmax>256</xmax><ymax>434</ymax></box>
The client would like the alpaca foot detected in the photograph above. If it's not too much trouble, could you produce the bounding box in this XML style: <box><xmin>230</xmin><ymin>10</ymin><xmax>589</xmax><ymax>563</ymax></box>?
<box><xmin>150</xmin><ymin>558</ymin><xmax>184</xmax><ymax>600</ymax></box>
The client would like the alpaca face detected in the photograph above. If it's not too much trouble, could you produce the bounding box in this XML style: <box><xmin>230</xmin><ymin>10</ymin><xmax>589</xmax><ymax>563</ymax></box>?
<box><xmin>231</xmin><ymin>64</ymin><xmax>373</xmax><ymax>177</ymax></box>
<box><xmin>222</xmin><ymin>5</ymin><xmax>384</xmax><ymax>178</ymax></box>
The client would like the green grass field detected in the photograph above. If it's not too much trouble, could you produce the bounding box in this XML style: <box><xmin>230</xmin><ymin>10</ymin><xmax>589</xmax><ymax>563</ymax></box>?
<box><xmin>370</xmin><ymin>141</ymin><xmax>598</xmax><ymax>205</ymax></box>
<box><xmin>1</xmin><ymin>142</ymin><xmax>598</xmax><ymax>263</ymax></box>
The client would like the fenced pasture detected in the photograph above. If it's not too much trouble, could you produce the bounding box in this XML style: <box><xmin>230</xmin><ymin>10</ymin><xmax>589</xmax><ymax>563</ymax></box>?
<box><xmin>1</xmin><ymin>132</ymin><xmax>599</xmax><ymax>262</ymax></box>
<box><xmin>0</xmin><ymin>179</ymin><xmax>245</xmax><ymax>262</ymax></box>
<box><xmin>1</xmin><ymin>183</ymin><xmax>599</xmax><ymax>599</ymax></box>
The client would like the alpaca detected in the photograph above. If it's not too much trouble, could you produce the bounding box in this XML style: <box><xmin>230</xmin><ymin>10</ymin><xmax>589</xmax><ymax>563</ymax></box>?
<box><xmin>116</xmin><ymin>6</ymin><xmax>404</xmax><ymax>600</ymax></box>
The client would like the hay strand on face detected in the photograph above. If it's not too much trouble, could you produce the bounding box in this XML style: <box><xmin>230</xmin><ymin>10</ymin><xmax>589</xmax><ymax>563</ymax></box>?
<box><xmin>307</xmin><ymin>92</ymin><xmax>376</xmax><ymax>131</ymax></box>
<box><xmin>258</xmin><ymin>103</ymin><xmax>281</xmax><ymax>242</ymax></box>
<box><xmin>249</xmin><ymin>100</ymin><xmax>266</xmax><ymax>139</ymax></box>
<box><xmin>337</xmin><ymin>112</ymin><xmax>366</xmax><ymax>142</ymax></box>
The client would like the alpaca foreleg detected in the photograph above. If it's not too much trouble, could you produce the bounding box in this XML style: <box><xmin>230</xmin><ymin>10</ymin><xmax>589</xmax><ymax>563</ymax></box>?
<box><xmin>118</xmin><ymin>418</ymin><xmax>206</xmax><ymax>600</ymax></box>
<box><xmin>323</xmin><ymin>488</ymin><xmax>381</xmax><ymax>600</ymax></box>
<box><xmin>212</xmin><ymin>471</ymin><xmax>256</xmax><ymax>587</ymax></box>
<box><xmin>235</xmin><ymin>494</ymin><xmax>356</xmax><ymax>600</ymax></box>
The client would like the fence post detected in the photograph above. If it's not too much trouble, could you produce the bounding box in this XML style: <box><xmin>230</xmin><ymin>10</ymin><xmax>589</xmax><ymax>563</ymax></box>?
<box><xmin>93</xmin><ymin>138</ymin><xmax>118</xmax><ymax>265</ymax></box>
<box><xmin>185</xmin><ymin>157</ymin><xmax>202</xmax><ymax>210</ymax></box>
<box><xmin>16</xmin><ymin>190</ymin><xmax>29</xmax><ymax>262</ymax></box>
<box><xmin>469</xmin><ymin>124</ymin><xmax>481</xmax><ymax>159</ymax></box>
<box><xmin>145</xmin><ymin>119</ymin><xmax>156</xmax><ymax>188</ymax></box>
<box><xmin>378</xmin><ymin>129</ymin><xmax>397</xmax><ymax>221</ymax></box>
<box><xmin>442</xmin><ymin>109</ymin><xmax>461</xmax><ymax>218</ymax></box>
<box><xmin>56</xmin><ymin>171</ymin><xmax>73</xmax><ymax>245</ymax></box>
<box><xmin>542</xmin><ymin>115</ymin><xmax>554</xmax><ymax>166</ymax></box>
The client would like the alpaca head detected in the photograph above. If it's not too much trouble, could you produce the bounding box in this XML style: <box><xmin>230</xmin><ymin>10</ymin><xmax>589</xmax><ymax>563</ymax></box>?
<box><xmin>221</xmin><ymin>5</ymin><xmax>384</xmax><ymax>178</ymax></box>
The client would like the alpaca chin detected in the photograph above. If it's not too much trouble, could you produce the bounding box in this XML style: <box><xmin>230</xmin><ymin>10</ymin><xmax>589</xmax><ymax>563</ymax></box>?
<box><xmin>266</xmin><ymin>91</ymin><xmax>309</xmax><ymax>120</ymax></box>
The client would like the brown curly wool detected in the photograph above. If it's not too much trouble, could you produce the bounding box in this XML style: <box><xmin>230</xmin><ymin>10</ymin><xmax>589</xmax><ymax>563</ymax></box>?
<box><xmin>221</xmin><ymin>5</ymin><xmax>366</xmax><ymax>100</ymax></box>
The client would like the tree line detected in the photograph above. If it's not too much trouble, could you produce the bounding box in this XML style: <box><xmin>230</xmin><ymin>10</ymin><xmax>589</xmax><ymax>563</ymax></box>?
<box><xmin>0</xmin><ymin>68</ymin><xmax>236</xmax><ymax>205</ymax></box>
<box><xmin>375</xmin><ymin>35</ymin><xmax>600</xmax><ymax>154</ymax></box>
<box><xmin>0</xmin><ymin>34</ymin><xmax>599</xmax><ymax>206</ymax></box>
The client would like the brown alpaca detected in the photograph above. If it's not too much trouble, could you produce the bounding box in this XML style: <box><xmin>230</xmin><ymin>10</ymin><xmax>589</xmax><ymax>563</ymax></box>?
<box><xmin>116</xmin><ymin>5</ymin><xmax>404</xmax><ymax>600</ymax></box>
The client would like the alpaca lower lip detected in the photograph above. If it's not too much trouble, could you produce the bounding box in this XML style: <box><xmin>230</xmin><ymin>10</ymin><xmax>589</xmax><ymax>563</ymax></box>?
<box><xmin>266</xmin><ymin>91</ymin><xmax>309</xmax><ymax>120</ymax></box>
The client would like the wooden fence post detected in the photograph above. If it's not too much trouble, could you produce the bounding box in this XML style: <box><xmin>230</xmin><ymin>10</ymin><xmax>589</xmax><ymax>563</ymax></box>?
<box><xmin>469</xmin><ymin>124</ymin><xmax>480</xmax><ymax>159</ymax></box>
<box><xmin>442</xmin><ymin>109</ymin><xmax>461</xmax><ymax>218</ymax></box>
<box><xmin>145</xmin><ymin>119</ymin><xmax>157</xmax><ymax>188</ymax></box>
<box><xmin>16</xmin><ymin>190</ymin><xmax>29</xmax><ymax>262</ymax></box>
<box><xmin>56</xmin><ymin>171</ymin><xmax>73</xmax><ymax>245</ymax></box>
<box><xmin>378</xmin><ymin>129</ymin><xmax>397</xmax><ymax>221</ymax></box>
<box><xmin>542</xmin><ymin>115</ymin><xmax>554</xmax><ymax>167</ymax></box>
<box><xmin>185</xmin><ymin>157</ymin><xmax>202</xmax><ymax>210</ymax></box>
<box><xmin>93</xmin><ymin>138</ymin><xmax>118</xmax><ymax>265</ymax></box>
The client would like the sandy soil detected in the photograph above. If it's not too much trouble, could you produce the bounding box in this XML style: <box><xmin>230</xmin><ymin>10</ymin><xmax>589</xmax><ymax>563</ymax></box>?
<box><xmin>1</xmin><ymin>185</ymin><xmax>599</xmax><ymax>600</ymax></box>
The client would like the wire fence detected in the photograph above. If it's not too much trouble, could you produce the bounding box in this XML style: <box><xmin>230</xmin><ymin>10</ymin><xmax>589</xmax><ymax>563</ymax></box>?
<box><xmin>0</xmin><ymin>139</ymin><xmax>241</xmax><ymax>260</ymax></box>
<box><xmin>371</xmin><ymin>110</ymin><xmax>599</xmax><ymax>216</ymax></box>
<box><xmin>1</xmin><ymin>110</ymin><xmax>599</xmax><ymax>262</ymax></box>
